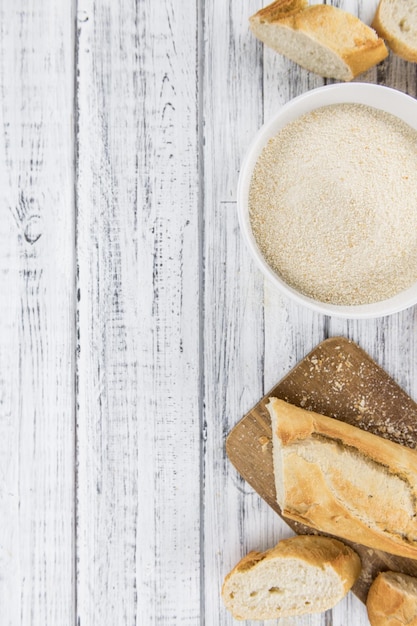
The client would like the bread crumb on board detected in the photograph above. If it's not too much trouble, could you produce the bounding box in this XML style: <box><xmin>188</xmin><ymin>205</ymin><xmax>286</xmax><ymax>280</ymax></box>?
<box><xmin>257</xmin><ymin>435</ymin><xmax>270</xmax><ymax>453</ymax></box>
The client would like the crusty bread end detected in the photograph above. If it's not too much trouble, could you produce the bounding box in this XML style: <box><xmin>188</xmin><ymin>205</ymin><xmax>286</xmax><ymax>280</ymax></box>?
<box><xmin>222</xmin><ymin>535</ymin><xmax>361</xmax><ymax>620</ymax></box>
<box><xmin>372</xmin><ymin>0</ymin><xmax>417</xmax><ymax>63</ymax></box>
<box><xmin>250</xmin><ymin>1</ymin><xmax>388</xmax><ymax>81</ymax></box>
<box><xmin>367</xmin><ymin>571</ymin><xmax>417</xmax><ymax>626</ymax></box>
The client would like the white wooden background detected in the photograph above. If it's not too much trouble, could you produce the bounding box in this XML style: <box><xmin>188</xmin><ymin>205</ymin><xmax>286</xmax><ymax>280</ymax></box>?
<box><xmin>0</xmin><ymin>0</ymin><xmax>416</xmax><ymax>624</ymax></box>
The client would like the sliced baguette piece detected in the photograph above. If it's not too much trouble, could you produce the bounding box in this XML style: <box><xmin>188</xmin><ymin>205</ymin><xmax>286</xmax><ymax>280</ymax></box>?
<box><xmin>249</xmin><ymin>1</ymin><xmax>388</xmax><ymax>81</ymax></box>
<box><xmin>367</xmin><ymin>571</ymin><xmax>417</xmax><ymax>626</ymax></box>
<box><xmin>222</xmin><ymin>535</ymin><xmax>361</xmax><ymax>620</ymax></box>
<box><xmin>372</xmin><ymin>0</ymin><xmax>417</xmax><ymax>63</ymax></box>
<box><xmin>267</xmin><ymin>397</ymin><xmax>417</xmax><ymax>560</ymax></box>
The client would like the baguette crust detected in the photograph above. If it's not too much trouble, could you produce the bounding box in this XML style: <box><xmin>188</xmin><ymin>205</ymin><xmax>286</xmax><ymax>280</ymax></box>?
<box><xmin>367</xmin><ymin>571</ymin><xmax>417</xmax><ymax>626</ymax></box>
<box><xmin>268</xmin><ymin>398</ymin><xmax>417</xmax><ymax>560</ymax></box>
<box><xmin>253</xmin><ymin>0</ymin><xmax>308</xmax><ymax>22</ymax></box>
<box><xmin>222</xmin><ymin>535</ymin><xmax>361</xmax><ymax>620</ymax></box>
<box><xmin>372</xmin><ymin>0</ymin><xmax>417</xmax><ymax>63</ymax></box>
<box><xmin>249</xmin><ymin>2</ymin><xmax>388</xmax><ymax>80</ymax></box>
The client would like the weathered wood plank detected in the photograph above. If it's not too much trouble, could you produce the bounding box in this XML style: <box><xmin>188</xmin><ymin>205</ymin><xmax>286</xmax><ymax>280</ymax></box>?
<box><xmin>75</xmin><ymin>0</ymin><xmax>201</xmax><ymax>623</ymax></box>
<box><xmin>0</xmin><ymin>2</ymin><xmax>75</xmax><ymax>624</ymax></box>
<box><xmin>201</xmin><ymin>1</ymin><xmax>276</xmax><ymax>624</ymax></box>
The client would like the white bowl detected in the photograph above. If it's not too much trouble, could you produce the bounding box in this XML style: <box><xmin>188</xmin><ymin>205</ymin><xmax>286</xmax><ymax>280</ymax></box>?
<box><xmin>237</xmin><ymin>83</ymin><xmax>417</xmax><ymax>319</ymax></box>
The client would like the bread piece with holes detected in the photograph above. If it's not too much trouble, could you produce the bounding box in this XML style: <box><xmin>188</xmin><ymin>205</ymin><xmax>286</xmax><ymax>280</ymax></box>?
<box><xmin>372</xmin><ymin>0</ymin><xmax>417</xmax><ymax>63</ymax></box>
<box><xmin>268</xmin><ymin>397</ymin><xmax>417</xmax><ymax>559</ymax></box>
<box><xmin>249</xmin><ymin>0</ymin><xmax>388</xmax><ymax>81</ymax></box>
<box><xmin>221</xmin><ymin>535</ymin><xmax>361</xmax><ymax>620</ymax></box>
<box><xmin>367</xmin><ymin>571</ymin><xmax>417</xmax><ymax>626</ymax></box>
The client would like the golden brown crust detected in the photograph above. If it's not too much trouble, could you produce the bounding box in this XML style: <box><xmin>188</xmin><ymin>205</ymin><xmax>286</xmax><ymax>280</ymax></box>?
<box><xmin>269</xmin><ymin>398</ymin><xmax>417</xmax><ymax>560</ymax></box>
<box><xmin>372</xmin><ymin>1</ymin><xmax>417</xmax><ymax>63</ymax></box>
<box><xmin>367</xmin><ymin>571</ymin><xmax>417</xmax><ymax>626</ymax></box>
<box><xmin>250</xmin><ymin>0</ymin><xmax>307</xmax><ymax>24</ymax></box>
<box><xmin>342</xmin><ymin>38</ymin><xmax>389</xmax><ymax>77</ymax></box>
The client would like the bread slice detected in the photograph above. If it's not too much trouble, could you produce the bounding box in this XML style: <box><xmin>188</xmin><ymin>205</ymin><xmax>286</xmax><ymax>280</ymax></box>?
<box><xmin>267</xmin><ymin>397</ymin><xmax>417</xmax><ymax>559</ymax></box>
<box><xmin>249</xmin><ymin>0</ymin><xmax>388</xmax><ymax>81</ymax></box>
<box><xmin>372</xmin><ymin>0</ymin><xmax>417</xmax><ymax>63</ymax></box>
<box><xmin>221</xmin><ymin>535</ymin><xmax>361</xmax><ymax>620</ymax></box>
<box><xmin>367</xmin><ymin>571</ymin><xmax>417</xmax><ymax>626</ymax></box>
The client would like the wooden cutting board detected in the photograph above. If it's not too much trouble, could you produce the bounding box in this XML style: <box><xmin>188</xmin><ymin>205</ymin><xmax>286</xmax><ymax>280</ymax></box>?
<box><xmin>226</xmin><ymin>337</ymin><xmax>417</xmax><ymax>603</ymax></box>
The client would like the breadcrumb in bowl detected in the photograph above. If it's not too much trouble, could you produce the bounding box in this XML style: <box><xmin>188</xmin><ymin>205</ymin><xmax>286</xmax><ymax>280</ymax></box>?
<box><xmin>237</xmin><ymin>83</ymin><xmax>417</xmax><ymax>319</ymax></box>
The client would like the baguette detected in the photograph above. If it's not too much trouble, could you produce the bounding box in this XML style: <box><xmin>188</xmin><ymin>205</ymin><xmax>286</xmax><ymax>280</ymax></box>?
<box><xmin>221</xmin><ymin>535</ymin><xmax>361</xmax><ymax>620</ymax></box>
<box><xmin>249</xmin><ymin>0</ymin><xmax>388</xmax><ymax>81</ymax></box>
<box><xmin>367</xmin><ymin>571</ymin><xmax>417</xmax><ymax>626</ymax></box>
<box><xmin>267</xmin><ymin>398</ymin><xmax>417</xmax><ymax>559</ymax></box>
<box><xmin>372</xmin><ymin>0</ymin><xmax>417</xmax><ymax>63</ymax></box>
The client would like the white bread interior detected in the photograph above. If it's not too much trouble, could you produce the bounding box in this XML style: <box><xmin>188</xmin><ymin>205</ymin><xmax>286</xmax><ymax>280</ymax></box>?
<box><xmin>372</xmin><ymin>0</ymin><xmax>417</xmax><ymax>63</ymax></box>
<box><xmin>221</xmin><ymin>535</ymin><xmax>361</xmax><ymax>620</ymax></box>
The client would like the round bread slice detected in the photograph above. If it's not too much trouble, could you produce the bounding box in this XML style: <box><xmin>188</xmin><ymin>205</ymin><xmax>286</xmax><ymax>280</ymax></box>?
<box><xmin>221</xmin><ymin>535</ymin><xmax>361</xmax><ymax>620</ymax></box>
<box><xmin>367</xmin><ymin>571</ymin><xmax>417</xmax><ymax>626</ymax></box>
<box><xmin>372</xmin><ymin>0</ymin><xmax>417</xmax><ymax>63</ymax></box>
